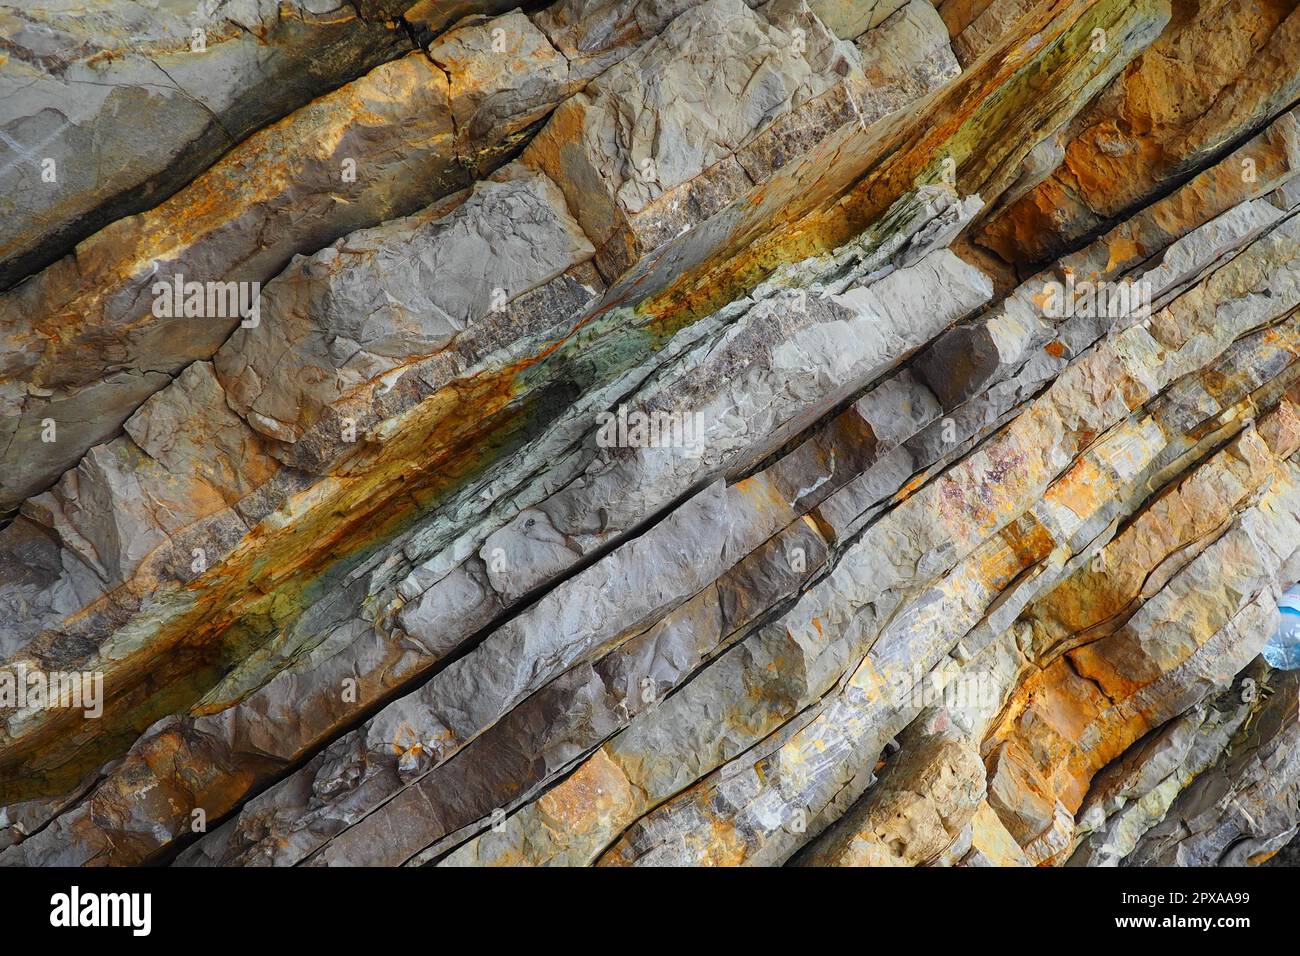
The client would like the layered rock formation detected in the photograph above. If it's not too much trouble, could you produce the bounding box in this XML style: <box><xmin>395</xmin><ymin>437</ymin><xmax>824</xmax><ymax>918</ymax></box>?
<box><xmin>1</xmin><ymin>0</ymin><xmax>1299</xmax><ymax>869</ymax></box>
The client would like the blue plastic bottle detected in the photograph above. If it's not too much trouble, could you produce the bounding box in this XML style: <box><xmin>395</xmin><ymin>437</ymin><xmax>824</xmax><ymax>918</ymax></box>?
<box><xmin>1263</xmin><ymin>583</ymin><xmax>1300</xmax><ymax>670</ymax></box>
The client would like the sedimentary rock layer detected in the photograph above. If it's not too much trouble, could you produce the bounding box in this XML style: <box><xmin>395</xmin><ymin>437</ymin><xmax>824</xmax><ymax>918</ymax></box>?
<box><xmin>2</xmin><ymin>0</ymin><xmax>1300</xmax><ymax>871</ymax></box>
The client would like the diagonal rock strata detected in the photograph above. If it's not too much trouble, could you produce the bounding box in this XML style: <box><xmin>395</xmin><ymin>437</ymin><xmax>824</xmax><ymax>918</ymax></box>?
<box><xmin>3</xmin><ymin>0</ymin><xmax>1300</xmax><ymax>872</ymax></box>
<box><xmin>0</xmin><ymin>0</ymin><xmax>420</xmax><ymax>290</ymax></box>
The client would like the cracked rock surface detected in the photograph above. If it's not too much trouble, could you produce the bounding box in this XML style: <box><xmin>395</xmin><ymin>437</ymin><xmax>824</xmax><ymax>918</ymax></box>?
<box><xmin>3</xmin><ymin>0</ymin><xmax>1300</xmax><ymax>870</ymax></box>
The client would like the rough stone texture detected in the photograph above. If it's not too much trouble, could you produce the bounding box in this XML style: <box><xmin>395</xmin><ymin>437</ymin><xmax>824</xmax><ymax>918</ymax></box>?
<box><xmin>974</xmin><ymin>0</ymin><xmax>1300</xmax><ymax>270</ymax></box>
<box><xmin>3</xmin><ymin>0</ymin><xmax>1300</xmax><ymax>872</ymax></box>
<box><xmin>0</xmin><ymin>10</ymin><xmax>580</xmax><ymax>516</ymax></box>
<box><xmin>522</xmin><ymin>0</ymin><xmax>959</xmax><ymax>279</ymax></box>
<box><xmin>941</xmin><ymin>0</ymin><xmax>1044</xmax><ymax>65</ymax></box>
<box><xmin>0</xmin><ymin>0</ymin><xmax>416</xmax><ymax>289</ymax></box>
<box><xmin>808</xmin><ymin>0</ymin><xmax>911</xmax><ymax>39</ymax></box>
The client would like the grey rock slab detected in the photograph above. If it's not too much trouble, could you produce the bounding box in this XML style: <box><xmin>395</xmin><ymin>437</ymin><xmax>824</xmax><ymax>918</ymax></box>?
<box><xmin>216</xmin><ymin>164</ymin><xmax>594</xmax><ymax>445</ymax></box>
<box><xmin>523</xmin><ymin>0</ymin><xmax>863</xmax><ymax>277</ymax></box>
<box><xmin>0</xmin><ymin>16</ymin><xmax>582</xmax><ymax>512</ymax></box>
<box><xmin>1125</xmin><ymin>670</ymin><xmax>1300</xmax><ymax>866</ymax></box>
<box><xmin>179</xmin><ymin>477</ymin><xmax>786</xmax><ymax>865</ymax></box>
<box><xmin>0</xmin><ymin>0</ymin><xmax>420</xmax><ymax>288</ymax></box>
<box><xmin>212</xmin><ymin>515</ymin><xmax>829</xmax><ymax>866</ymax></box>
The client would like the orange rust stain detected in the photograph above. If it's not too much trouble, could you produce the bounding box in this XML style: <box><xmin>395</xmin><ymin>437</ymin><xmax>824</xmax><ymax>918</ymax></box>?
<box><xmin>1103</xmin><ymin>233</ymin><xmax>1147</xmax><ymax>274</ymax></box>
<box><xmin>538</xmin><ymin>749</ymin><xmax>633</xmax><ymax>837</ymax></box>
<box><xmin>638</xmin><ymin>0</ymin><xmax>1095</xmax><ymax>327</ymax></box>
<box><xmin>895</xmin><ymin>470</ymin><xmax>931</xmax><ymax>501</ymax></box>
<box><xmin>2</xmin><ymin>351</ymin><xmax>540</xmax><ymax>798</ymax></box>
<box><xmin>1200</xmin><ymin>368</ymin><xmax>1231</xmax><ymax>398</ymax></box>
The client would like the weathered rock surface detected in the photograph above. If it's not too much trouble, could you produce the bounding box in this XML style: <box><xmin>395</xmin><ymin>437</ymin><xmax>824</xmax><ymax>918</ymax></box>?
<box><xmin>3</xmin><ymin>0</ymin><xmax>1300</xmax><ymax>871</ymax></box>
<box><xmin>974</xmin><ymin>0</ymin><xmax>1300</xmax><ymax>270</ymax></box>
<box><xmin>0</xmin><ymin>0</ymin><xmax>412</xmax><ymax>290</ymax></box>
<box><xmin>0</xmin><ymin>9</ymin><xmax>583</xmax><ymax>515</ymax></box>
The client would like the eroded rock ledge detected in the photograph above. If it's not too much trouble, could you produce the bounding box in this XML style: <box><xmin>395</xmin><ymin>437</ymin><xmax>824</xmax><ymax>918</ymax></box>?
<box><xmin>2</xmin><ymin>0</ymin><xmax>1300</xmax><ymax>869</ymax></box>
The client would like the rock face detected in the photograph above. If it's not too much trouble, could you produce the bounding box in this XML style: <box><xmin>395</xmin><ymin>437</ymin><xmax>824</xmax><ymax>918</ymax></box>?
<box><xmin>0</xmin><ymin>0</ymin><xmax>410</xmax><ymax>290</ymax></box>
<box><xmin>0</xmin><ymin>1</ymin><xmax>535</xmax><ymax>290</ymax></box>
<box><xmin>1</xmin><ymin>0</ymin><xmax>1300</xmax><ymax>870</ymax></box>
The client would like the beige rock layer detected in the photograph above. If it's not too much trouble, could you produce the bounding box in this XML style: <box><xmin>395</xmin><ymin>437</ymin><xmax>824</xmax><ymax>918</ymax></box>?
<box><xmin>4</xmin><ymin>0</ymin><xmax>1300</xmax><ymax>872</ymax></box>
